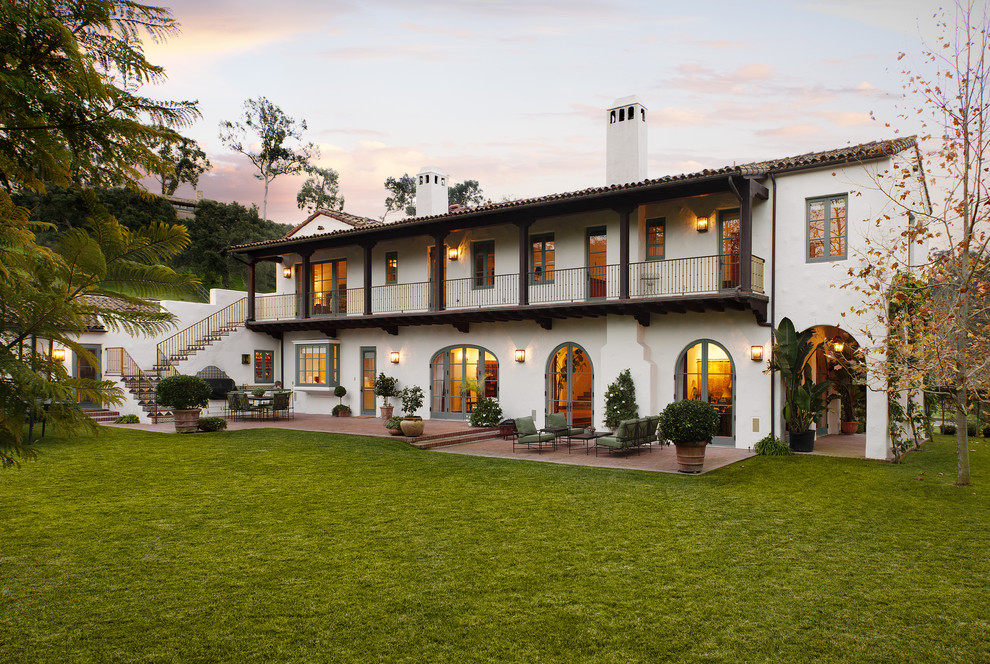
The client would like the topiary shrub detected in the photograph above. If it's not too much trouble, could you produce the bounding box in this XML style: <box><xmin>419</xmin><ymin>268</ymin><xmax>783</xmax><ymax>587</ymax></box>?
<box><xmin>114</xmin><ymin>414</ymin><xmax>140</xmax><ymax>424</ymax></box>
<box><xmin>470</xmin><ymin>396</ymin><xmax>503</xmax><ymax>427</ymax></box>
<box><xmin>658</xmin><ymin>399</ymin><xmax>719</xmax><ymax>446</ymax></box>
<box><xmin>374</xmin><ymin>373</ymin><xmax>399</xmax><ymax>407</ymax></box>
<box><xmin>332</xmin><ymin>404</ymin><xmax>352</xmax><ymax>416</ymax></box>
<box><xmin>967</xmin><ymin>422</ymin><xmax>978</xmax><ymax>437</ymax></box>
<box><xmin>941</xmin><ymin>423</ymin><xmax>957</xmax><ymax>435</ymax></box>
<box><xmin>754</xmin><ymin>434</ymin><xmax>793</xmax><ymax>456</ymax></box>
<box><xmin>604</xmin><ymin>369</ymin><xmax>638</xmax><ymax>430</ymax></box>
<box><xmin>399</xmin><ymin>385</ymin><xmax>425</xmax><ymax>417</ymax></box>
<box><xmin>197</xmin><ymin>417</ymin><xmax>227</xmax><ymax>432</ymax></box>
<box><xmin>156</xmin><ymin>374</ymin><xmax>211</xmax><ymax>410</ymax></box>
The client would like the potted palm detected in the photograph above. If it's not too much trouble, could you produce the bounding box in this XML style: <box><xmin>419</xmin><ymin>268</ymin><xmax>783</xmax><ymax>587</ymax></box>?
<box><xmin>658</xmin><ymin>399</ymin><xmax>720</xmax><ymax>473</ymax></box>
<box><xmin>374</xmin><ymin>373</ymin><xmax>399</xmax><ymax>420</ymax></box>
<box><xmin>398</xmin><ymin>385</ymin><xmax>425</xmax><ymax>436</ymax></box>
<box><xmin>767</xmin><ymin>317</ymin><xmax>833</xmax><ymax>452</ymax></box>
<box><xmin>156</xmin><ymin>374</ymin><xmax>212</xmax><ymax>434</ymax></box>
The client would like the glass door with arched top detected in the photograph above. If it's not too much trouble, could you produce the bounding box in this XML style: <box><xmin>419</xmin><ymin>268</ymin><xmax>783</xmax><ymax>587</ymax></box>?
<box><xmin>430</xmin><ymin>346</ymin><xmax>498</xmax><ymax>419</ymax></box>
<box><xmin>675</xmin><ymin>340</ymin><xmax>734</xmax><ymax>445</ymax></box>
<box><xmin>547</xmin><ymin>343</ymin><xmax>594</xmax><ymax>428</ymax></box>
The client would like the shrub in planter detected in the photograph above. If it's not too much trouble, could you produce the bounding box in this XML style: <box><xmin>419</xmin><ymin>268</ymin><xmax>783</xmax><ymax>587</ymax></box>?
<box><xmin>374</xmin><ymin>373</ymin><xmax>399</xmax><ymax>418</ymax></box>
<box><xmin>252</xmin><ymin>388</ymin><xmax>267</xmax><ymax>397</ymax></box>
<box><xmin>399</xmin><ymin>386</ymin><xmax>426</xmax><ymax>436</ymax></box>
<box><xmin>156</xmin><ymin>374</ymin><xmax>211</xmax><ymax>433</ymax></box>
<box><xmin>385</xmin><ymin>416</ymin><xmax>404</xmax><ymax>435</ymax></box>
<box><xmin>114</xmin><ymin>414</ymin><xmax>140</xmax><ymax>424</ymax></box>
<box><xmin>197</xmin><ymin>417</ymin><xmax>227</xmax><ymax>432</ymax></box>
<box><xmin>658</xmin><ymin>399</ymin><xmax>720</xmax><ymax>473</ymax></box>
<box><xmin>470</xmin><ymin>396</ymin><xmax>503</xmax><ymax>427</ymax></box>
<box><xmin>754</xmin><ymin>434</ymin><xmax>792</xmax><ymax>456</ymax></box>
<box><xmin>332</xmin><ymin>404</ymin><xmax>352</xmax><ymax>416</ymax></box>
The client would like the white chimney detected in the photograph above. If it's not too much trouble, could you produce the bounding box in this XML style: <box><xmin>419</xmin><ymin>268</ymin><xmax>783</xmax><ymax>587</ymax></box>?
<box><xmin>415</xmin><ymin>166</ymin><xmax>449</xmax><ymax>217</ymax></box>
<box><xmin>606</xmin><ymin>95</ymin><xmax>648</xmax><ymax>186</ymax></box>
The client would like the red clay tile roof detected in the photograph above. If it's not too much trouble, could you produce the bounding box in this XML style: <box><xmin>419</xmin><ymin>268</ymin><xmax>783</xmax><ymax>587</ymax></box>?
<box><xmin>284</xmin><ymin>209</ymin><xmax>379</xmax><ymax>238</ymax></box>
<box><xmin>233</xmin><ymin>136</ymin><xmax>917</xmax><ymax>252</ymax></box>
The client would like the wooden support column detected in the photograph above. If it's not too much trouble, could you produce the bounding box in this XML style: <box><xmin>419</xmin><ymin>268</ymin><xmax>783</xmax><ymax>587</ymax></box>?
<box><xmin>361</xmin><ymin>241</ymin><xmax>376</xmax><ymax>316</ymax></box>
<box><xmin>734</xmin><ymin>177</ymin><xmax>766</xmax><ymax>293</ymax></box>
<box><xmin>431</xmin><ymin>232</ymin><xmax>448</xmax><ymax>312</ymax></box>
<box><xmin>516</xmin><ymin>219</ymin><xmax>534</xmax><ymax>306</ymax></box>
<box><xmin>300</xmin><ymin>249</ymin><xmax>313</xmax><ymax>319</ymax></box>
<box><xmin>616</xmin><ymin>206</ymin><xmax>633</xmax><ymax>299</ymax></box>
<box><xmin>247</xmin><ymin>257</ymin><xmax>257</xmax><ymax>321</ymax></box>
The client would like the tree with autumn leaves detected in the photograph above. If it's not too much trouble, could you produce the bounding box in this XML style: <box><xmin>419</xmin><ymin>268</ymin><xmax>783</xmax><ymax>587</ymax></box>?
<box><xmin>845</xmin><ymin>1</ymin><xmax>990</xmax><ymax>485</ymax></box>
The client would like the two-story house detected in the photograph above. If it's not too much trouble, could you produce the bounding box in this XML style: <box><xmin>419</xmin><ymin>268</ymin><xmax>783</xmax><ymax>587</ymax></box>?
<box><xmin>68</xmin><ymin>96</ymin><xmax>927</xmax><ymax>459</ymax></box>
<box><xmin>223</xmin><ymin>96</ymin><xmax>927</xmax><ymax>459</ymax></box>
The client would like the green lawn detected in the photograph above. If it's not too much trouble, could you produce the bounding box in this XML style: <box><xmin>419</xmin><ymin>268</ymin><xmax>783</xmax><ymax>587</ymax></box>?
<box><xmin>1</xmin><ymin>429</ymin><xmax>987</xmax><ymax>663</ymax></box>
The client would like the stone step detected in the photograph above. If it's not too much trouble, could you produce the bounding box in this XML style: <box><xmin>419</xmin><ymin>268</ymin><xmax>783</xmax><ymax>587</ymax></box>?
<box><xmin>83</xmin><ymin>409</ymin><xmax>121</xmax><ymax>423</ymax></box>
<box><xmin>409</xmin><ymin>427</ymin><xmax>501</xmax><ymax>449</ymax></box>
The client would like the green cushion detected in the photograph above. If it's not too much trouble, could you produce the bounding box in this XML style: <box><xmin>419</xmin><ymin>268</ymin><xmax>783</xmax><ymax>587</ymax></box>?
<box><xmin>546</xmin><ymin>412</ymin><xmax>566</xmax><ymax>429</ymax></box>
<box><xmin>596</xmin><ymin>436</ymin><xmax>623</xmax><ymax>449</ymax></box>
<box><xmin>518</xmin><ymin>432</ymin><xmax>555</xmax><ymax>444</ymax></box>
<box><xmin>566</xmin><ymin>427</ymin><xmax>584</xmax><ymax>436</ymax></box>
<box><xmin>614</xmin><ymin>419</ymin><xmax>636</xmax><ymax>439</ymax></box>
<box><xmin>515</xmin><ymin>416</ymin><xmax>537</xmax><ymax>435</ymax></box>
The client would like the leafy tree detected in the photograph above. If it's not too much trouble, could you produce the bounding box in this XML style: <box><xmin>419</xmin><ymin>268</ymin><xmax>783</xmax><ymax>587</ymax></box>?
<box><xmin>0</xmin><ymin>0</ymin><xmax>200</xmax><ymax>468</ymax></box>
<box><xmin>219</xmin><ymin>97</ymin><xmax>317</xmax><ymax>221</ymax></box>
<box><xmin>175</xmin><ymin>200</ymin><xmax>289</xmax><ymax>290</ymax></box>
<box><xmin>154</xmin><ymin>137</ymin><xmax>212</xmax><ymax>195</ymax></box>
<box><xmin>383</xmin><ymin>173</ymin><xmax>416</xmax><ymax>219</ymax></box>
<box><xmin>448</xmin><ymin>180</ymin><xmax>485</xmax><ymax>208</ymax></box>
<box><xmin>845</xmin><ymin>1</ymin><xmax>990</xmax><ymax>485</ymax></box>
<box><xmin>296</xmin><ymin>165</ymin><xmax>344</xmax><ymax>213</ymax></box>
<box><xmin>0</xmin><ymin>0</ymin><xmax>199</xmax><ymax>192</ymax></box>
<box><xmin>603</xmin><ymin>369</ymin><xmax>638</xmax><ymax>430</ymax></box>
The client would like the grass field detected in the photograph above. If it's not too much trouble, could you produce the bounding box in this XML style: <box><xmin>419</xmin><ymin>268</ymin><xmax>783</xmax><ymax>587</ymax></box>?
<box><xmin>1</xmin><ymin>428</ymin><xmax>987</xmax><ymax>663</ymax></box>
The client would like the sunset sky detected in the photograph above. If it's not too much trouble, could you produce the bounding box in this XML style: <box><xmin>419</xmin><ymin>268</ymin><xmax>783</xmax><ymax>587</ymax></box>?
<box><xmin>143</xmin><ymin>0</ymin><xmax>946</xmax><ymax>224</ymax></box>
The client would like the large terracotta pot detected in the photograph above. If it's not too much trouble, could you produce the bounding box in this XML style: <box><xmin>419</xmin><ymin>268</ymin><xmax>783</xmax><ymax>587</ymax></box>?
<box><xmin>400</xmin><ymin>416</ymin><xmax>424</xmax><ymax>437</ymax></box>
<box><xmin>673</xmin><ymin>441</ymin><xmax>708</xmax><ymax>473</ymax></box>
<box><xmin>789</xmin><ymin>430</ymin><xmax>816</xmax><ymax>453</ymax></box>
<box><xmin>173</xmin><ymin>408</ymin><xmax>201</xmax><ymax>434</ymax></box>
<box><xmin>386</xmin><ymin>425</ymin><xmax>404</xmax><ymax>436</ymax></box>
<box><xmin>840</xmin><ymin>421</ymin><xmax>858</xmax><ymax>435</ymax></box>
<box><xmin>380</xmin><ymin>406</ymin><xmax>394</xmax><ymax>420</ymax></box>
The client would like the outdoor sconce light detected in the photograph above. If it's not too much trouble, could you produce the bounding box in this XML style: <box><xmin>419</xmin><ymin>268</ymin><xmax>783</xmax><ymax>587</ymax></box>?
<box><xmin>750</xmin><ymin>346</ymin><xmax>763</xmax><ymax>361</ymax></box>
<box><xmin>241</xmin><ymin>354</ymin><xmax>250</xmax><ymax>365</ymax></box>
<box><xmin>52</xmin><ymin>348</ymin><xmax>65</xmax><ymax>362</ymax></box>
<box><xmin>283</xmin><ymin>266</ymin><xmax>292</xmax><ymax>279</ymax></box>
<box><xmin>447</xmin><ymin>246</ymin><xmax>459</xmax><ymax>261</ymax></box>
<box><xmin>390</xmin><ymin>351</ymin><xmax>400</xmax><ymax>364</ymax></box>
<box><xmin>514</xmin><ymin>349</ymin><xmax>526</xmax><ymax>363</ymax></box>
<box><xmin>696</xmin><ymin>215</ymin><xmax>709</xmax><ymax>232</ymax></box>
<box><xmin>833</xmin><ymin>341</ymin><xmax>845</xmax><ymax>353</ymax></box>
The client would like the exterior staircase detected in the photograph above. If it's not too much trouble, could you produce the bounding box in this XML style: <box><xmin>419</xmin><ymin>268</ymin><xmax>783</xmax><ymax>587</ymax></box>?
<box><xmin>83</xmin><ymin>408</ymin><xmax>121</xmax><ymax>423</ymax></box>
<box><xmin>105</xmin><ymin>297</ymin><xmax>248</xmax><ymax>422</ymax></box>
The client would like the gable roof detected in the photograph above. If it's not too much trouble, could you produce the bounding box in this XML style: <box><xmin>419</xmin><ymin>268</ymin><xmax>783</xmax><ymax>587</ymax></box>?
<box><xmin>283</xmin><ymin>209</ymin><xmax>378</xmax><ymax>239</ymax></box>
<box><xmin>233</xmin><ymin>136</ymin><xmax>918</xmax><ymax>253</ymax></box>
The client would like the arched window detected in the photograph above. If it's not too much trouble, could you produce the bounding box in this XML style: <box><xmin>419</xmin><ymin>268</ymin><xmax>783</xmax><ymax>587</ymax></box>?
<box><xmin>610</xmin><ymin>110</ymin><xmax>616</xmax><ymax>124</ymax></box>
<box><xmin>430</xmin><ymin>346</ymin><xmax>498</xmax><ymax>419</ymax></box>
<box><xmin>674</xmin><ymin>340</ymin><xmax>734</xmax><ymax>445</ymax></box>
<box><xmin>546</xmin><ymin>343</ymin><xmax>593</xmax><ymax>427</ymax></box>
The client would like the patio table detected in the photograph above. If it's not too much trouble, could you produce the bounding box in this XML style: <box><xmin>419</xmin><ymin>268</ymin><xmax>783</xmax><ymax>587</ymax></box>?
<box><xmin>565</xmin><ymin>431</ymin><xmax>611</xmax><ymax>454</ymax></box>
<box><xmin>539</xmin><ymin>426</ymin><xmax>569</xmax><ymax>451</ymax></box>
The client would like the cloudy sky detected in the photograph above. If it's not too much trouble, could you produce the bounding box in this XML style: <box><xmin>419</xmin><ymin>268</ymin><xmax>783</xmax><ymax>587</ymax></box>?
<box><xmin>143</xmin><ymin>0</ymin><xmax>948</xmax><ymax>223</ymax></box>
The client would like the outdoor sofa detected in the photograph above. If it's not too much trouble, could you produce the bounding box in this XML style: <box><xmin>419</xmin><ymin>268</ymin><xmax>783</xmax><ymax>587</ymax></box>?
<box><xmin>595</xmin><ymin>416</ymin><xmax>662</xmax><ymax>455</ymax></box>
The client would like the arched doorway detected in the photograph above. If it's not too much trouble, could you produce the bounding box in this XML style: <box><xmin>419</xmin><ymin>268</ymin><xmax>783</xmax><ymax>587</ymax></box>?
<box><xmin>674</xmin><ymin>340</ymin><xmax>734</xmax><ymax>446</ymax></box>
<box><xmin>430</xmin><ymin>346</ymin><xmax>498</xmax><ymax>419</ymax></box>
<box><xmin>547</xmin><ymin>343</ymin><xmax>594</xmax><ymax>428</ymax></box>
<box><xmin>809</xmin><ymin>325</ymin><xmax>864</xmax><ymax>436</ymax></box>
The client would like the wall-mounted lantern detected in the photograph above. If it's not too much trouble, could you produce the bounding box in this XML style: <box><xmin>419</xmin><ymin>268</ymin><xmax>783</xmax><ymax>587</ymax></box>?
<box><xmin>750</xmin><ymin>346</ymin><xmax>763</xmax><ymax>362</ymax></box>
<box><xmin>390</xmin><ymin>351</ymin><xmax>400</xmax><ymax>364</ymax></box>
<box><xmin>283</xmin><ymin>266</ymin><xmax>292</xmax><ymax>279</ymax></box>
<box><xmin>696</xmin><ymin>215</ymin><xmax>709</xmax><ymax>233</ymax></box>
<box><xmin>514</xmin><ymin>349</ymin><xmax>526</xmax><ymax>363</ymax></box>
<box><xmin>52</xmin><ymin>348</ymin><xmax>66</xmax><ymax>362</ymax></box>
<box><xmin>447</xmin><ymin>246</ymin><xmax>459</xmax><ymax>261</ymax></box>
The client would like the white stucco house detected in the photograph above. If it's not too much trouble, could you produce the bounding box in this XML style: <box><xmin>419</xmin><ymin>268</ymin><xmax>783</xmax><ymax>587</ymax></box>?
<box><xmin>69</xmin><ymin>96</ymin><xmax>929</xmax><ymax>459</ymax></box>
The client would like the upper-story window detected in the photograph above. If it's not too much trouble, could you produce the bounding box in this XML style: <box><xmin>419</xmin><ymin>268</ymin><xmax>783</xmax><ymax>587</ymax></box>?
<box><xmin>807</xmin><ymin>194</ymin><xmax>847</xmax><ymax>261</ymax></box>
<box><xmin>531</xmin><ymin>233</ymin><xmax>555</xmax><ymax>283</ymax></box>
<box><xmin>472</xmin><ymin>240</ymin><xmax>495</xmax><ymax>289</ymax></box>
<box><xmin>385</xmin><ymin>251</ymin><xmax>398</xmax><ymax>284</ymax></box>
<box><xmin>646</xmin><ymin>218</ymin><xmax>665</xmax><ymax>260</ymax></box>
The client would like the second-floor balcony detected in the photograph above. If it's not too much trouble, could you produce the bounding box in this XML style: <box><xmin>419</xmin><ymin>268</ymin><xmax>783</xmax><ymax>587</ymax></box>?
<box><xmin>252</xmin><ymin>255</ymin><xmax>766</xmax><ymax>328</ymax></box>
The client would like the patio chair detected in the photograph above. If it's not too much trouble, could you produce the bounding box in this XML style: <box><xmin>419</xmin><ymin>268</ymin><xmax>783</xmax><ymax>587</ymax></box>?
<box><xmin>267</xmin><ymin>391</ymin><xmax>291</xmax><ymax>420</ymax></box>
<box><xmin>546</xmin><ymin>412</ymin><xmax>583</xmax><ymax>436</ymax></box>
<box><xmin>225</xmin><ymin>391</ymin><xmax>243</xmax><ymax>420</ymax></box>
<box><xmin>511</xmin><ymin>415</ymin><xmax>557</xmax><ymax>452</ymax></box>
<box><xmin>235</xmin><ymin>391</ymin><xmax>264</xmax><ymax>419</ymax></box>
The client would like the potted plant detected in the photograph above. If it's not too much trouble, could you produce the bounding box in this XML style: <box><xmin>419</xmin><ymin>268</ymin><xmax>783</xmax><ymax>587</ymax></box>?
<box><xmin>156</xmin><ymin>374</ymin><xmax>212</xmax><ymax>434</ymax></box>
<box><xmin>398</xmin><ymin>385</ymin><xmax>425</xmax><ymax>436</ymax></box>
<box><xmin>384</xmin><ymin>416</ymin><xmax>404</xmax><ymax>436</ymax></box>
<box><xmin>374</xmin><ymin>373</ymin><xmax>399</xmax><ymax>420</ymax></box>
<box><xmin>767</xmin><ymin>317</ymin><xmax>834</xmax><ymax>452</ymax></box>
<box><xmin>332</xmin><ymin>385</ymin><xmax>351</xmax><ymax>416</ymax></box>
<box><xmin>252</xmin><ymin>387</ymin><xmax>267</xmax><ymax>397</ymax></box>
<box><xmin>658</xmin><ymin>399</ymin><xmax>720</xmax><ymax>473</ymax></box>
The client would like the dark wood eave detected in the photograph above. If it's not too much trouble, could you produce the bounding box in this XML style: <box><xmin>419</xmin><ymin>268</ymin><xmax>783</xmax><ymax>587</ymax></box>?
<box><xmin>235</xmin><ymin>173</ymin><xmax>754</xmax><ymax>261</ymax></box>
<box><xmin>245</xmin><ymin>292</ymin><xmax>769</xmax><ymax>336</ymax></box>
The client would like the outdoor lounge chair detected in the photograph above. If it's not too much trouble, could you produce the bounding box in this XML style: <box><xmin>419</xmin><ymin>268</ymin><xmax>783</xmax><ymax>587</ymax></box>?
<box><xmin>267</xmin><ymin>390</ymin><xmax>291</xmax><ymax>420</ymax></box>
<box><xmin>511</xmin><ymin>415</ymin><xmax>557</xmax><ymax>452</ymax></box>
<box><xmin>546</xmin><ymin>412</ymin><xmax>583</xmax><ymax>436</ymax></box>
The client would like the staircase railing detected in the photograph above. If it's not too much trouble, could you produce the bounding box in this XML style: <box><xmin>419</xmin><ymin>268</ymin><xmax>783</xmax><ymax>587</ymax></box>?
<box><xmin>105</xmin><ymin>346</ymin><xmax>166</xmax><ymax>421</ymax></box>
<box><xmin>156</xmin><ymin>297</ymin><xmax>247</xmax><ymax>378</ymax></box>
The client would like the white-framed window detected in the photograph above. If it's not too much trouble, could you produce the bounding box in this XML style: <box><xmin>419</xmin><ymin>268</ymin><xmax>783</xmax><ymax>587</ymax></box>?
<box><xmin>294</xmin><ymin>341</ymin><xmax>339</xmax><ymax>387</ymax></box>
